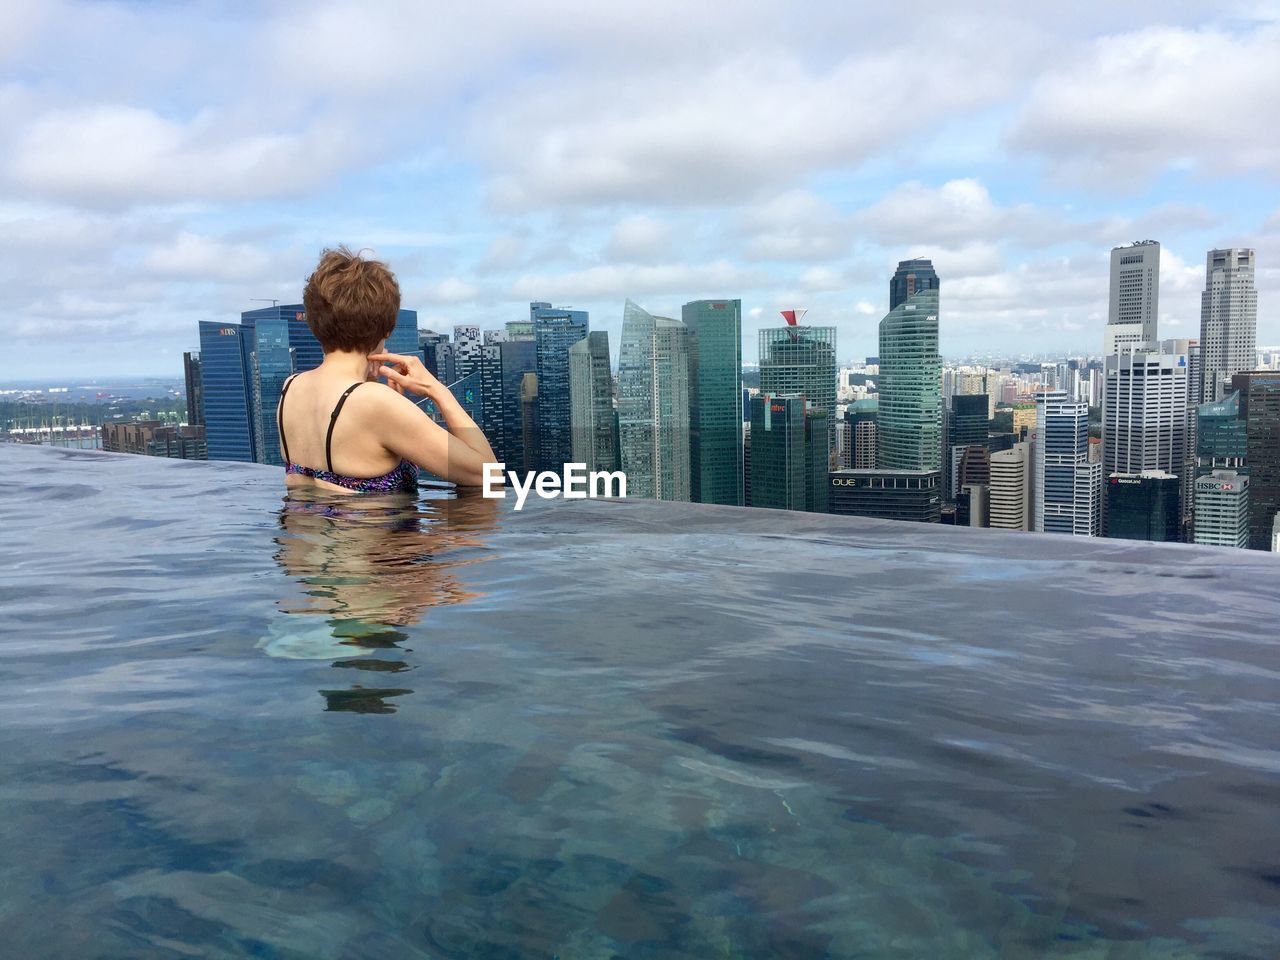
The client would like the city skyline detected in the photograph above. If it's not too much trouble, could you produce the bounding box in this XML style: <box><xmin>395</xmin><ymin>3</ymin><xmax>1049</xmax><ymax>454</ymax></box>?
<box><xmin>2</xmin><ymin>2</ymin><xmax>1278</xmax><ymax>380</ymax></box>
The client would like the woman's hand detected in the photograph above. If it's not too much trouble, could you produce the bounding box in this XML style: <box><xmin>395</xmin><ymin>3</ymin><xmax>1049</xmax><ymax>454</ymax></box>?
<box><xmin>368</xmin><ymin>352</ymin><xmax>445</xmax><ymax>400</ymax></box>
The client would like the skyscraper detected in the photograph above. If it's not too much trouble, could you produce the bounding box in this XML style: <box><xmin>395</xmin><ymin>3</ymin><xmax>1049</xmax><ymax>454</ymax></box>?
<box><xmin>1231</xmin><ymin>371</ymin><xmax>1280</xmax><ymax>550</ymax></box>
<box><xmin>1104</xmin><ymin>472</ymin><xmax>1180</xmax><ymax>542</ymax></box>
<box><xmin>244</xmin><ymin>313</ymin><xmax>292</xmax><ymax>466</ymax></box>
<box><xmin>989</xmin><ymin>441</ymin><xmax>1032</xmax><ymax>531</ymax></box>
<box><xmin>1101</xmin><ymin>350</ymin><xmax>1189</xmax><ymax>526</ymax></box>
<box><xmin>198</xmin><ymin>321</ymin><xmax>255</xmax><ymax>463</ymax></box>
<box><xmin>183</xmin><ymin>352</ymin><xmax>204</xmax><ymax>427</ymax></box>
<box><xmin>1196</xmin><ymin>391</ymin><xmax>1247</xmax><ymax>475</ymax></box>
<box><xmin>386</xmin><ymin>309</ymin><xmax>420</xmax><ymax>357</ymax></box>
<box><xmin>1035</xmin><ymin>390</ymin><xmax>1101</xmax><ymax>536</ymax></box>
<box><xmin>846</xmin><ymin>398</ymin><xmax>879</xmax><ymax>469</ymax></box>
<box><xmin>749</xmin><ymin>395</ymin><xmax>805</xmax><ymax>512</ymax></box>
<box><xmin>879</xmin><ymin>263</ymin><xmax>941</xmax><ymax>472</ymax></box>
<box><xmin>889</xmin><ymin>258</ymin><xmax>940</xmax><ymax>312</ymax></box>
<box><xmin>947</xmin><ymin>393</ymin><xmax>989</xmax><ymax>497</ymax></box>
<box><xmin>1194</xmin><ymin>471</ymin><xmax>1250</xmax><ymax>548</ymax></box>
<box><xmin>758</xmin><ymin>322</ymin><xmax>837</xmax><ymax>451</ymax></box>
<box><xmin>1200</xmin><ymin>249</ymin><xmax>1257</xmax><ymax>402</ymax></box>
<box><xmin>683</xmin><ymin>299</ymin><xmax>744</xmax><ymax>506</ymax></box>
<box><xmin>453</xmin><ymin>324</ymin><xmax>483</xmax><ymax>378</ymax></box>
<box><xmin>617</xmin><ymin>300</ymin><xmax>691</xmax><ymax>501</ymax></box>
<box><xmin>1104</xmin><ymin>240</ymin><xmax>1160</xmax><ymax>354</ymax></box>
<box><xmin>519</xmin><ymin>374</ymin><xmax>539</xmax><ymax>475</ymax></box>
<box><xmin>532</xmin><ymin>302</ymin><xmax>589</xmax><ymax>471</ymax></box>
<box><xmin>490</xmin><ymin>339</ymin><xmax>539</xmax><ymax>471</ymax></box>
<box><xmin>569</xmin><ymin>331</ymin><xmax>618</xmax><ymax>473</ymax></box>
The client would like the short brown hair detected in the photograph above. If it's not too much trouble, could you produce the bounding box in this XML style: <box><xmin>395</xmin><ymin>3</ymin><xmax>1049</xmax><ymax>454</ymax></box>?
<box><xmin>302</xmin><ymin>246</ymin><xmax>401</xmax><ymax>353</ymax></box>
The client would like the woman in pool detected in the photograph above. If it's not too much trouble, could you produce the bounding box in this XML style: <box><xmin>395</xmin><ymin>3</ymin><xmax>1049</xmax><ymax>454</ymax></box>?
<box><xmin>277</xmin><ymin>246</ymin><xmax>495</xmax><ymax>494</ymax></box>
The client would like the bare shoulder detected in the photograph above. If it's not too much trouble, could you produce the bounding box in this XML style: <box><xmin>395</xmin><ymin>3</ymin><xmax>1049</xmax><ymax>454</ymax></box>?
<box><xmin>355</xmin><ymin>381</ymin><xmax>433</xmax><ymax>421</ymax></box>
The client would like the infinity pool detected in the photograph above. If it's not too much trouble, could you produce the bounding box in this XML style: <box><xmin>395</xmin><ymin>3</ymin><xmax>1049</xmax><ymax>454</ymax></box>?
<box><xmin>1</xmin><ymin>445</ymin><xmax>1278</xmax><ymax>958</ymax></box>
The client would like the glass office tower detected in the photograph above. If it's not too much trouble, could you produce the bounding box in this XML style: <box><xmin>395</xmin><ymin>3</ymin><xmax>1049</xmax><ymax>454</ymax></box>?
<box><xmin>618</xmin><ymin>300</ymin><xmax>691</xmax><ymax>501</ymax></box>
<box><xmin>1197</xmin><ymin>390</ymin><xmax>1247</xmax><ymax>475</ymax></box>
<box><xmin>569</xmin><ymin>331</ymin><xmax>618</xmax><ymax>473</ymax></box>
<box><xmin>758</xmin><ymin>325</ymin><xmax>837</xmax><ymax>453</ymax></box>
<box><xmin>244</xmin><ymin>315</ymin><xmax>293</xmax><ymax>466</ymax></box>
<box><xmin>386</xmin><ymin>309</ymin><xmax>419</xmax><ymax>356</ymax></box>
<box><xmin>1104</xmin><ymin>472</ymin><xmax>1180</xmax><ymax>541</ymax></box>
<box><xmin>198</xmin><ymin>321</ymin><xmax>255</xmax><ymax>462</ymax></box>
<box><xmin>683</xmin><ymin>299</ymin><xmax>744</xmax><ymax>505</ymax></box>
<box><xmin>750</xmin><ymin>394</ymin><xmax>805</xmax><ymax>511</ymax></box>
<box><xmin>531</xmin><ymin>302</ymin><xmax>589</xmax><ymax>471</ymax></box>
<box><xmin>878</xmin><ymin>285</ymin><xmax>941</xmax><ymax>471</ymax></box>
<box><xmin>1035</xmin><ymin>390</ymin><xmax>1101</xmax><ymax>536</ymax></box>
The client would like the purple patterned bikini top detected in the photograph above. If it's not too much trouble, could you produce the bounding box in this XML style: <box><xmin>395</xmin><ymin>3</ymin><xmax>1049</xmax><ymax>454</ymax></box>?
<box><xmin>278</xmin><ymin>377</ymin><xmax>418</xmax><ymax>494</ymax></box>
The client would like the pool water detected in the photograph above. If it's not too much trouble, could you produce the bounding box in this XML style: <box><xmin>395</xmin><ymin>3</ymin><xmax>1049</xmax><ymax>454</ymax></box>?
<box><xmin>1</xmin><ymin>445</ymin><xmax>1278</xmax><ymax>959</ymax></box>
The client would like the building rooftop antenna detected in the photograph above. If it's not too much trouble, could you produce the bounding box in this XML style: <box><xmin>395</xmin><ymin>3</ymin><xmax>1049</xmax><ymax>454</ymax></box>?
<box><xmin>249</xmin><ymin>299</ymin><xmax>280</xmax><ymax>307</ymax></box>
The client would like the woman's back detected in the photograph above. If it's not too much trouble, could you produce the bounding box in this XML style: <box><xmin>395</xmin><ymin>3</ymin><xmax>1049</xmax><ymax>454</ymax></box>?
<box><xmin>279</xmin><ymin>370</ymin><xmax>415</xmax><ymax>493</ymax></box>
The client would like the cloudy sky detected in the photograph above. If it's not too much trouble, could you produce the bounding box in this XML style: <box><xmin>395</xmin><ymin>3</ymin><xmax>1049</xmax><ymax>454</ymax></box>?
<box><xmin>2</xmin><ymin>0</ymin><xmax>1278</xmax><ymax>380</ymax></box>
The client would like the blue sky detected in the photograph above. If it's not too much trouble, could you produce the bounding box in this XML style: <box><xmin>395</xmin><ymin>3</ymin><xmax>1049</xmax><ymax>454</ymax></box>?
<box><xmin>1</xmin><ymin>0</ymin><xmax>1278</xmax><ymax>379</ymax></box>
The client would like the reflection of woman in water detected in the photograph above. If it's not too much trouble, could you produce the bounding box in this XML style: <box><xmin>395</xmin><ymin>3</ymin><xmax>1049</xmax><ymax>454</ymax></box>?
<box><xmin>271</xmin><ymin>492</ymin><xmax>499</xmax><ymax>713</ymax></box>
<box><xmin>274</xmin><ymin>491</ymin><xmax>498</xmax><ymax>628</ymax></box>
<box><xmin>276</xmin><ymin>246</ymin><xmax>496</xmax><ymax>494</ymax></box>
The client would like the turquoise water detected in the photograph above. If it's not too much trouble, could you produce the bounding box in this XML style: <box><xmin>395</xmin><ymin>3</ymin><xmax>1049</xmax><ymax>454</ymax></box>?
<box><xmin>1</xmin><ymin>444</ymin><xmax>1278</xmax><ymax>959</ymax></box>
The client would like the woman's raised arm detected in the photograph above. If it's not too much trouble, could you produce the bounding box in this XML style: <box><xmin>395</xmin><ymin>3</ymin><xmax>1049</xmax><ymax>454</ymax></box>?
<box><xmin>368</xmin><ymin>352</ymin><xmax>497</xmax><ymax>486</ymax></box>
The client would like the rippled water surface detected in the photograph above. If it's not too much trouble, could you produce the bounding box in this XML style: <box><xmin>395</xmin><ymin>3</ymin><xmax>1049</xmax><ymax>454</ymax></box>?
<box><xmin>2</xmin><ymin>445</ymin><xmax>1279</xmax><ymax>959</ymax></box>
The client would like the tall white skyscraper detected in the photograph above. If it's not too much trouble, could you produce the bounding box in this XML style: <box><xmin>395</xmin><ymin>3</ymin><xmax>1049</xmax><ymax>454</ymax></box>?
<box><xmin>1035</xmin><ymin>390</ymin><xmax>1101</xmax><ymax>536</ymax></box>
<box><xmin>1104</xmin><ymin>240</ymin><xmax>1160</xmax><ymax>355</ymax></box>
<box><xmin>1199</xmin><ymin>248</ymin><xmax>1257</xmax><ymax>403</ymax></box>
<box><xmin>1102</xmin><ymin>350</ymin><xmax>1189</xmax><ymax>478</ymax></box>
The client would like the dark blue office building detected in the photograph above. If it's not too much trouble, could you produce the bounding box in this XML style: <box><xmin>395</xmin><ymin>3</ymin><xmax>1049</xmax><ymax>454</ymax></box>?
<box><xmin>198</xmin><ymin>321</ymin><xmax>256</xmax><ymax>463</ymax></box>
<box><xmin>531</xmin><ymin>301</ymin><xmax>589</xmax><ymax>470</ymax></box>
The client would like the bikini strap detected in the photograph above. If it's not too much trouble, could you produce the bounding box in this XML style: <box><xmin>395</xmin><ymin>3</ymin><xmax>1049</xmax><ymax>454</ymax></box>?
<box><xmin>277</xmin><ymin>374</ymin><xmax>299</xmax><ymax>465</ymax></box>
<box><xmin>326</xmin><ymin>382</ymin><xmax>365</xmax><ymax>473</ymax></box>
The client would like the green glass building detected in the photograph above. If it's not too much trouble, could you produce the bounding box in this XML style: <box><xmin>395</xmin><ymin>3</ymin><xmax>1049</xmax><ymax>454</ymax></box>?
<box><xmin>618</xmin><ymin>300</ymin><xmax>692</xmax><ymax>501</ymax></box>
<box><xmin>749</xmin><ymin>394</ymin><xmax>827</xmax><ymax>513</ymax></box>
<box><xmin>878</xmin><ymin>282</ymin><xmax>941</xmax><ymax>472</ymax></box>
<box><xmin>683</xmin><ymin>299</ymin><xmax>744</xmax><ymax>506</ymax></box>
<box><xmin>759</xmin><ymin>325</ymin><xmax>837</xmax><ymax>470</ymax></box>
<box><xmin>1197</xmin><ymin>390</ymin><xmax>1247</xmax><ymax>475</ymax></box>
<box><xmin>569</xmin><ymin>331</ymin><xmax>618</xmax><ymax>472</ymax></box>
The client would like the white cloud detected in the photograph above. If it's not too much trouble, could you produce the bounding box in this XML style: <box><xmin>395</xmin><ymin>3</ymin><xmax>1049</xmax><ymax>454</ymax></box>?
<box><xmin>798</xmin><ymin>266</ymin><xmax>846</xmax><ymax>293</ymax></box>
<box><xmin>510</xmin><ymin>260</ymin><xmax>765</xmax><ymax>301</ymax></box>
<box><xmin>416</xmin><ymin>278</ymin><xmax>481</xmax><ymax>305</ymax></box>
<box><xmin>143</xmin><ymin>232</ymin><xmax>295</xmax><ymax>284</ymax></box>
<box><xmin>478</xmin><ymin>43</ymin><xmax>1025</xmax><ymax>209</ymax></box>
<box><xmin>603</xmin><ymin>215</ymin><xmax>671</xmax><ymax>262</ymax></box>
<box><xmin>854</xmin><ymin>179</ymin><xmax>1059</xmax><ymax>249</ymax></box>
<box><xmin>7</xmin><ymin>105</ymin><xmax>356</xmax><ymax>207</ymax></box>
<box><xmin>740</xmin><ymin>189</ymin><xmax>854</xmax><ymax>262</ymax></box>
<box><xmin>1008</xmin><ymin>25</ymin><xmax>1280</xmax><ymax>187</ymax></box>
